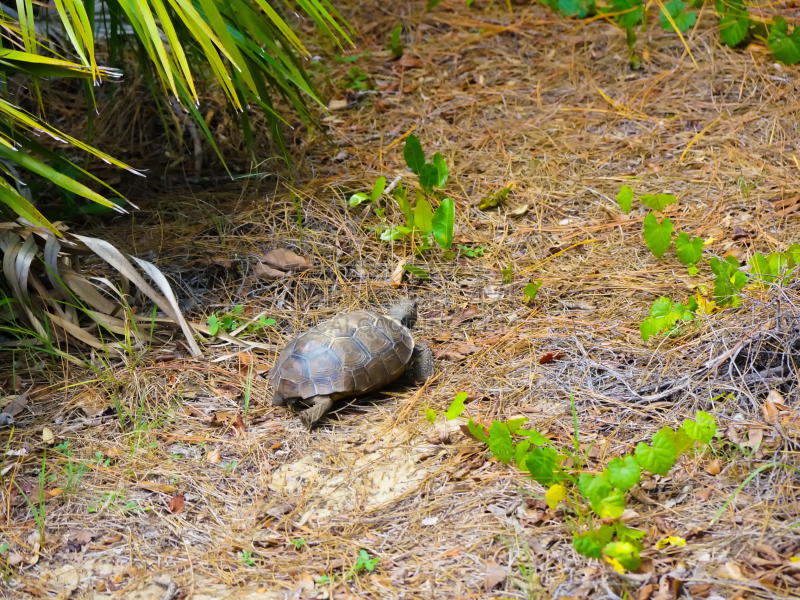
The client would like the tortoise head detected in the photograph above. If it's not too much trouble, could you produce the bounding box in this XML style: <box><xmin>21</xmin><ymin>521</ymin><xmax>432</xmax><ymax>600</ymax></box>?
<box><xmin>387</xmin><ymin>299</ymin><xmax>418</xmax><ymax>328</ymax></box>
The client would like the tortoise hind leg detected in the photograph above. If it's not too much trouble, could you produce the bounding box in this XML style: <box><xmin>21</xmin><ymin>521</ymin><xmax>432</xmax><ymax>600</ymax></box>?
<box><xmin>411</xmin><ymin>343</ymin><xmax>434</xmax><ymax>383</ymax></box>
<box><xmin>298</xmin><ymin>395</ymin><xmax>334</xmax><ymax>430</ymax></box>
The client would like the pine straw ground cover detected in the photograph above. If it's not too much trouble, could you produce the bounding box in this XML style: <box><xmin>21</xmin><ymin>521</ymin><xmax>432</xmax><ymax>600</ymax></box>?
<box><xmin>2</xmin><ymin>1</ymin><xmax>800</xmax><ymax>599</ymax></box>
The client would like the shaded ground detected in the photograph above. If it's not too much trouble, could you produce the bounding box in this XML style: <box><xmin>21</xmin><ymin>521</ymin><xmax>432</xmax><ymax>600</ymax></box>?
<box><xmin>2</xmin><ymin>1</ymin><xmax>800</xmax><ymax>599</ymax></box>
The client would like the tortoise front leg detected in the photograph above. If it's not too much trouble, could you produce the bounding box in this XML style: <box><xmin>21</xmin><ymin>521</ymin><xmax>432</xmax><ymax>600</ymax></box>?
<box><xmin>298</xmin><ymin>395</ymin><xmax>334</xmax><ymax>430</ymax></box>
<box><xmin>411</xmin><ymin>343</ymin><xmax>434</xmax><ymax>383</ymax></box>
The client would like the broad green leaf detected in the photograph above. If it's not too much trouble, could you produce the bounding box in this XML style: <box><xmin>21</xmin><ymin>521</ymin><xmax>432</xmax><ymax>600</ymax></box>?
<box><xmin>527</xmin><ymin>447</ymin><xmax>562</xmax><ymax>486</ymax></box>
<box><xmin>606</xmin><ymin>0</ymin><xmax>643</xmax><ymax>28</ymax></box>
<box><xmin>573</xmin><ymin>531</ymin><xmax>604</xmax><ymax>559</ymax></box>
<box><xmin>445</xmin><ymin>392</ymin><xmax>468</xmax><ymax>420</ymax></box>
<box><xmin>348</xmin><ymin>192</ymin><xmax>369</xmax><ymax>207</ymax></box>
<box><xmin>634</xmin><ymin>433</ymin><xmax>676</xmax><ymax>476</ymax></box>
<box><xmin>597</xmin><ymin>490</ymin><xmax>626</xmax><ymax>519</ymax></box>
<box><xmin>431</xmin><ymin>198</ymin><xmax>455</xmax><ymax>250</ymax></box>
<box><xmin>425</xmin><ymin>408</ymin><xmax>436</xmax><ymax>424</ymax></box>
<box><xmin>640</xmin><ymin>193</ymin><xmax>677</xmax><ymax>212</ymax></box>
<box><xmin>419</xmin><ymin>163</ymin><xmax>439</xmax><ymax>194</ymax></box>
<box><xmin>402</xmin><ymin>264</ymin><xmax>429</xmax><ymax>280</ymax></box>
<box><xmin>433</xmin><ymin>153</ymin><xmax>448</xmax><ymax>188</ymax></box>
<box><xmin>750</xmin><ymin>253</ymin><xmax>773</xmax><ymax>288</ymax></box>
<box><xmin>660</xmin><ymin>0</ymin><xmax>697</xmax><ymax>33</ymax></box>
<box><xmin>393</xmin><ymin>185</ymin><xmax>413</xmax><ymax>226</ymax></box>
<box><xmin>515</xmin><ymin>440</ymin><xmax>531</xmax><ymax>471</ymax></box>
<box><xmin>524</xmin><ymin>281</ymin><xmax>543</xmax><ymax>303</ymax></box>
<box><xmin>558</xmin><ymin>0</ymin><xmax>594</xmax><ymax>18</ymax></box>
<box><xmin>403</xmin><ymin>134</ymin><xmax>425</xmax><ymax>174</ymax></box>
<box><xmin>716</xmin><ymin>0</ymin><xmax>749</xmax><ymax>47</ymax></box>
<box><xmin>673</xmin><ymin>302</ymin><xmax>694</xmax><ymax>322</ymax></box>
<box><xmin>768</xmin><ymin>17</ymin><xmax>800</xmax><ymax>65</ymax></box>
<box><xmin>643</xmin><ymin>213</ymin><xmax>673</xmax><ymax>258</ymax></box>
<box><xmin>545</xmin><ymin>483</ymin><xmax>566</xmax><ymax>509</ymax></box>
<box><xmin>675</xmin><ymin>232</ymin><xmax>703</xmax><ymax>266</ymax></box>
<box><xmin>414</xmin><ymin>197</ymin><xmax>433</xmax><ymax>235</ymax></box>
<box><xmin>673</xmin><ymin>426</ymin><xmax>695</xmax><ymax>456</ymax></box>
<box><xmin>489</xmin><ymin>422</ymin><xmax>514</xmax><ymax>464</ymax></box>
<box><xmin>578</xmin><ymin>472</ymin><xmax>612</xmax><ymax>513</ymax></box>
<box><xmin>710</xmin><ymin>256</ymin><xmax>747</xmax><ymax>307</ymax></box>
<box><xmin>640</xmin><ymin>317</ymin><xmax>659</xmax><ymax>342</ymax></box>
<box><xmin>616</xmin><ymin>522</ymin><xmax>646</xmax><ymax>543</ymax></box>
<box><xmin>467</xmin><ymin>417</ymin><xmax>489</xmax><ymax>444</ymax></box>
<box><xmin>683</xmin><ymin>411</ymin><xmax>716</xmax><ymax>443</ymax></box>
<box><xmin>371</xmin><ymin>176</ymin><xmax>386</xmax><ymax>200</ymax></box>
<box><xmin>517</xmin><ymin>429</ymin><xmax>548</xmax><ymax>446</ymax></box>
<box><xmin>650</xmin><ymin>296</ymin><xmax>674</xmax><ymax>321</ymax></box>
<box><xmin>617</xmin><ymin>184</ymin><xmax>633</xmax><ymax>214</ymax></box>
<box><xmin>380</xmin><ymin>225</ymin><xmax>412</xmax><ymax>241</ymax></box>
<box><xmin>607</xmin><ymin>456</ymin><xmax>641</xmax><ymax>492</ymax></box>
<box><xmin>604</xmin><ymin>541</ymin><xmax>641</xmax><ymax>571</ymax></box>
<box><xmin>767</xmin><ymin>251</ymin><xmax>788</xmax><ymax>278</ymax></box>
<box><xmin>507</xmin><ymin>418</ymin><xmax>528</xmax><ymax>434</ymax></box>
<box><xmin>388</xmin><ymin>23</ymin><xmax>403</xmax><ymax>59</ymax></box>
<box><xmin>786</xmin><ymin>243</ymin><xmax>800</xmax><ymax>269</ymax></box>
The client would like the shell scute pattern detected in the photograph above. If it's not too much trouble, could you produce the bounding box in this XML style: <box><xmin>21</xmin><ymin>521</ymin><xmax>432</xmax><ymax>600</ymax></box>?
<box><xmin>270</xmin><ymin>310</ymin><xmax>415</xmax><ymax>403</ymax></box>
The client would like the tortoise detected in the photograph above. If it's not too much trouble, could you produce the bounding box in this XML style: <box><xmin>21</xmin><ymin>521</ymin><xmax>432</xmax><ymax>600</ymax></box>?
<box><xmin>269</xmin><ymin>300</ymin><xmax>433</xmax><ymax>429</ymax></box>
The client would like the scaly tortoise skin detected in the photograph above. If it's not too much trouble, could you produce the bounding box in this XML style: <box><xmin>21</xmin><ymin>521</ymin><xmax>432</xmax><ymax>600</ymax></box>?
<box><xmin>269</xmin><ymin>300</ymin><xmax>433</xmax><ymax>429</ymax></box>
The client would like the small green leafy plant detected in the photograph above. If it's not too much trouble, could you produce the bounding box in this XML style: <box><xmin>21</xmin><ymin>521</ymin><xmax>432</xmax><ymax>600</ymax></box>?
<box><xmin>433</xmin><ymin>394</ymin><xmax>717</xmax><ymax>572</ymax></box>
<box><xmin>208</xmin><ymin>306</ymin><xmax>276</xmax><ymax>336</ymax></box>
<box><xmin>349</xmin><ymin>177</ymin><xmax>386</xmax><ymax>208</ymax></box>
<box><xmin>639</xmin><ymin>296</ymin><xmax>697</xmax><ymax>341</ymax></box>
<box><xmin>388</xmin><ymin>23</ymin><xmax>404</xmax><ymax>60</ymax></box>
<box><xmin>376</xmin><ymin>134</ymin><xmax>454</xmax><ymax>251</ymax></box>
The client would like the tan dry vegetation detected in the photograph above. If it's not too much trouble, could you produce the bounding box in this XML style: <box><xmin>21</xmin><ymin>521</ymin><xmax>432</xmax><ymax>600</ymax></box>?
<box><xmin>1</xmin><ymin>1</ymin><xmax>800</xmax><ymax>599</ymax></box>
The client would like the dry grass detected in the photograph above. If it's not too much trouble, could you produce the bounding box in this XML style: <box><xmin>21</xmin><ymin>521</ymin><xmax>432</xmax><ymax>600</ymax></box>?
<box><xmin>2</xmin><ymin>1</ymin><xmax>800</xmax><ymax>599</ymax></box>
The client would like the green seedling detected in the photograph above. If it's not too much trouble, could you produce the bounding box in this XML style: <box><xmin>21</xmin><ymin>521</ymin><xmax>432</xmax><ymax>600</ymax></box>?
<box><xmin>240</xmin><ymin>550</ymin><xmax>256</xmax><ymax>566</ymax></box>
<box><xmin>478</xmin><ymin>185</ymin><xmax>512</xmax><ymax>211</ymax></box>
<box><xmin>458</xmin><ymin>245</ymin><xmax>486</xmax><ymax>258</ymax></box>
<box><xmin>768</xmin><ymin>17</ymin><xmax>800</xmax><ymax>65</ymax></box>
<box><xmin>388</xmin><ymin>23</ymin><xmax>403</xmax><ymax>60</ymax></box>
<box><xmin>290</xmin><ymin>538</ymin><xmax>306</xmax><ymax>550</ymax></box>
<box><xmin>523</xmin><ymin>281</ymin><xmax>543</xmax><ymax>303</ymax></box>
<box><xmin>659</xmin><ymin>0</ymin><xmax>697</xmax><ymax>33</ymax></box>
<box><xmin>502</xmin><ymin>262</ymin><xmax>513</xmax><ymax>284</ymax></box>
<box><xmin>208</xmin><ymin>307</ymin><xmax>275</xmax><ymax>336</ymax></box>
<box><xmin>640</xmin><ymin>296</ymin><xmax>697</xmax><ymax>341</ymax></box>
<box><xmin>349</xmin><ymin>177</ymin><xmax>386</xmax><ymax>208</ymax></box>
<box><xmin>716</xmin><ymin>0</ymin><xmax>750</xmax><ymax>47</ymax></box>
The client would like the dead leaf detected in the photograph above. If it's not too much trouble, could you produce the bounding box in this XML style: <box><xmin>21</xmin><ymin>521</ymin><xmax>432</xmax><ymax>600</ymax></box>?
<box><xmin>746</xmin><ymin>428</ymin><xmax>763</xmax><ymax>449</ymax></box>
<box><xmin>705</xmin><ymin>458</ymin><xmax>722</xmax><ymax>475</ymax></box>
<box><xmin>763</xmin><ymin>400</ymin><xmax>779</xmax><ymax>423</ymax></box>
<box><xmin>101</xmin><ymin>447</ymin><xmax>122</xmax><ymax>457</ymax></box>
<box><xmin>74</xmin><ymin>388</ymin><xmax>109</xmax><ymax>417</ymax></box>
<box><xmin>209</xmin><ymin>256</ymin><xmax>234</xmax><ymax>268</ymax></box>
<box><xmin>45</xmin><ymin>488</ymin><xmax>63</xmax><ymax>499</ymax></box>
<box><xmin>434</xmin><ymin>332</ymin><xmax>452</xmax><ymax>342</ymax></box>
<box><xmin>169</xmin><ymin>495</ymin><xmax>186</xmax><ymax>514</ymax></box>
<box><xmin>42</xmin><ymin>427</ymin><xmax>54</xmax><ymax>444</ymax></box>
<box><xmin>485</xmin><ymin>561</ymin><xmax>506</xmax><ymax>591</ymax></box>
<box><xmin>253</xmin><ymin>262</ymin><xmax>286</xmax><ymax>279</ymax></box>
<box><xmin>452</xmin><ymin>306</ymin><xmax>481</xmax><ymax>326</ymax></box>
<box><xmin>696</xmin><ymin>487</ymin><xmax>713</xmax><ymax>501</ymax></box>
<box><xmin>433</xmin><ymin>348</ymin><xmax>466</xmax><ymax>361</ymax></box>
<box><xmin>210</xmin><ymin>412</ymin><xmax>238</xmax><ymax>426</ymax></box>
<box><xmin>137</xmin><ymin>482</ymin><xmax>176</xmax><ymax>493</ymax></box>
<box><xmin>718</xmin><ymin>561</ymin><xmax>746</xmax><ymax>581</ymax></box>
<box><xmin>685</xmin><ymin>583</ymin><xmax>711</xmax><ymax>598</ymax></box>
<box><xmin>630</xmin><ymin>487</ymin><xmax>658</xmax><ymax>506</ymax></box>
<box><xmin>539</xmin><ymin>351</ymin><xmax>565</xmax><ymax>364</ymax></box>
<box><xmin>638</xmin><ymin>583</ymin><xmax>655</xmax><ymax>600</ymax></box>
<box><xmin>207</xmin><ymin>448</ymin><xmax>221</xmax><ymax>463</ymax></box>
<box><xmin>7</xmin><ymin>553</ymin><xmax>23</xmax><ymax>566</ymax></box>
<box><xmin>1</xmin><ymin>390</ymin><xmax>29</xmax><ymax>417</ymax></box>
<box><xmin>732</xmin><ymin>226</ymin><xmax>752</xmax><ymax>241</ymax></box>
<box><xmin>390</xmin><ymin>258</ymin><xmax>408</xmax><ymax>287</ymax></box>
<box><xmin>67</xmin><ymin>530</ymin><xmax>93</xmax><ymax>551</ymax></box>
<box><xmin>395</xmin><ymin>55</ymin><xmax>422</xmax><ymax>68</ymax></box>
<box><xmin>262</xmin><ymin>248</ymin><xmax>311</xmax><ymax>272</ymax></box>
<box><xmin>455</xmin><ymin>341</ymin><xmax>479</xmax><ymax>356</ymax></box>
<box><xmin>508</xmin><ymin>204</ymin><xmax>529</xmax><ymax>217</ymax></box>
<box><xmin>234</xmin><ymin>414</ymin><xmax>247</xmax><ymax>436</ymax></box>
<box><xmin>328</xmin><ymin>99</ymin><xmax>349</xmax><ymax>111</ymax></box>
<box><xmin>754</xmin><ymin>543</ymin><xmax>782</xmax><ymax>563</ymax></box>
<box><xmin>2</xmin><ymin>376</ymin><xmax>21</xmax><ymax>393</ymax></box>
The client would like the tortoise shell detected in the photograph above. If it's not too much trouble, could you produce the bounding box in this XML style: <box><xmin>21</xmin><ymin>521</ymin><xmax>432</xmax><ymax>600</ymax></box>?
<box><xmin>269</xmin><ymin>310</ymin><xmax>415</xmax><ymax>405</ymax></box>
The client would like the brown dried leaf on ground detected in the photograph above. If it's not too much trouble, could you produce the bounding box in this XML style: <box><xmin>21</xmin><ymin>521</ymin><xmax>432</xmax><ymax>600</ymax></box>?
<box><xmin>485</xmin><ymin>562</ymin><xmax>506</xmax><ymax>591</ymax></box>
<box><xmin>253</xmin><ymin>262</ymin><xmax>286</xmax><ymax>279</ymax></box>
<box><xmin>262</xmin><ymin>248</ymin><xmax>312</xmax><ymax>272</ymax></box>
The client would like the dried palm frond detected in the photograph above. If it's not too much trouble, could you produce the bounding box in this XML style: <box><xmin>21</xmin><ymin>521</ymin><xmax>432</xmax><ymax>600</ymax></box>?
<box><xmin>0</xmin><ymin>221</ymin><xmax>202</xmax><ymax>360</ymax></box>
